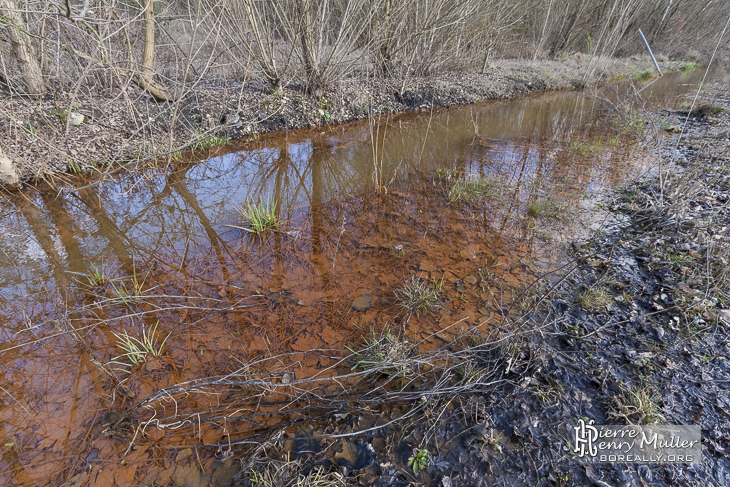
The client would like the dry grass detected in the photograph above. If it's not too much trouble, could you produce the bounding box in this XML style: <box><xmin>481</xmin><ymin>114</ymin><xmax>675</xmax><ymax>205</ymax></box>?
<box><xmin>609</xmin><ymin>383</ymin><xmax>665</xmax><ymax>425</ymax></box>
<box><xmin>577</xmin><ymin>288</ymin><xmax>613</xmax><ymax>311</ymax></box>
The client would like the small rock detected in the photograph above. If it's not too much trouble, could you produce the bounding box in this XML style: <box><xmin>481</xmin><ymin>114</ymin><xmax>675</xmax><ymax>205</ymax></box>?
<box><xmin>68</xmin><ymin>112</ymin><xmax>85</xmax><ymax>126</ymax></box>
<box><xmin>224</xmin><ymin>113</ymin><xmax>240</xmax><ymax>125</ymax></box>
<box><xmin>0</xmin><ymin>149</ymin><xmax>20</xmax><ymax>186</ymax></box>
<box><xmin>351</xmin><ymin>294</ymin><xmax>373</xmax><ymax>311</ymax></box>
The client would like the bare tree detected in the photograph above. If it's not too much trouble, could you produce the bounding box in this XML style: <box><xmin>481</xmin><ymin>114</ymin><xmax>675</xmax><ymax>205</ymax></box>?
<box><xmin>137</xmin><ymin>0</ymin><xmax>173</xmax><ymax>100</ymax></box>
<box><xmin>1</xmin><ymin>0</ymin><xmax>46</xmax><ymax>96</ymax></box>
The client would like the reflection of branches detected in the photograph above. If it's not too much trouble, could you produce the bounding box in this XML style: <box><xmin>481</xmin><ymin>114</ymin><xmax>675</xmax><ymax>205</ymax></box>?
<box><xmin>110</xmin><ymin>317</ymin><xmax>541</xmax><ymax>449</ymax></box>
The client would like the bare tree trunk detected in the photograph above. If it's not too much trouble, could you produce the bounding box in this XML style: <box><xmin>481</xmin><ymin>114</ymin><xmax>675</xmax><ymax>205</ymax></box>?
<box><xmin>297</xmin><ymin>0</ymin><xmax>320</xmax><ymax>92</ymax></box>
<box><xmin>143</xmin><ymin>0</ymin><xmax>155</xmax><ymax>74</ymax></box>
<box><xmin>1</xmin><ymin>0</ymin><xmax>46</xmax><ymax>96</ymax></box>
<box><xmin>137</xmin><ymin>0</ymin><xmax>172</xmax><ymax>101</ymax></box>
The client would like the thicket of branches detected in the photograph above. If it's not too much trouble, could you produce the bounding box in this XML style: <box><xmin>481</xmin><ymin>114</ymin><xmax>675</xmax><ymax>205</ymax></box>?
<box><xmin>0</xmin><ymin>0</ymin><xmax>727</xmax><ymax>98</ymax></box>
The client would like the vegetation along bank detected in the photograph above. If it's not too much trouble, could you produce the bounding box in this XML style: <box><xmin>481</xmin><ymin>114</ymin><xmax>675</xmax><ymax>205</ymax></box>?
<box><xmin>2</xmin><ymin>0</ymin><xmax>728</xmax><ymax>186</ymax></box>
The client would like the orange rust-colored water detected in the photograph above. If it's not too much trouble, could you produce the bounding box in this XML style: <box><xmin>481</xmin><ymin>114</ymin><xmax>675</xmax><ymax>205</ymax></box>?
<box><xmin>0</xmin><ymin>71</ymin><xmax>710</xmax><ymax>485</ymax></box>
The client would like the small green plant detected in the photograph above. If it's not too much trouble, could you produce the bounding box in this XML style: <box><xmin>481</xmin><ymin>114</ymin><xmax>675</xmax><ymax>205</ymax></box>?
<box><xmin>632</xmin><ymin>70</ymin><xmax>654</xmax><ymax>81</ymax></box>
<box><xmin>585</xmin><ymin>33</ymin><xmax>595</xmax><ymax>53</ymax></box>
<box><xmin>237</xmin><ymin>197</ymin><xmax>281</xmax><ymax>234</ymax></box>
<box><xmin>623</xmin><ymin>114</ymin><xmax>648</xmax><ymax>131</ymax></box>
<box><xmin>395</xmin><ymin>276</ymin><xmax>441</xmax><ymax>316</ymax></box>
<box><xmin>526</xmin><ymin>197</ymin><xmax>567</xmax><ymax>220</ymax></box>
<box><xmin>609</xmin><ymin>384</ymin><xmax>665</xmax><ymax>425</ymax></box>
<box><xmin>109</xmin><ymin>265</ymin><xmax>149</xmax><ymax>305</ymax></box>
<box><xmin>577</xmin><ymin>288</ymin><xmax>613</xmax><ymax>311</ymax></box>
<box><xmin>68</xmin><ymin>158</ymin><xmax>97</xmax><ymax>176</ymax></box>
<box><xmin>51</xmin><ymin>108</ymin><xmax>67</xmax><ymax>121</ymax></box>
<box><xmin>436</xmin><ymin>168</ymin><xmax>459</xmax><ymax>181</ymax></box>
<box><xmin>570</xmin><ymin>140</ymin><xmax>596</xmax><ymax>155</ymax></box>
<box><xmin>407</xmin><ymin>448</ymin><xmax>429</xmax><ymax>475</ymax></box>
<box><xmin>192</xmin><ymin>131</ymin><xmax>230</xmax><ymax>151</ymax></box>
<box><xmin>565</xmin><ymin>322</ymin><xmax>584</xmax><ymax>336</ymax></box>
<box><xmin>350</xmin><ymin>328</ymin><xmax>413</xmax><ymax>377</ymax></box>
<box><xmin>679</xmin><ymin>102</ymin><xmax>724</xmax><ymax>117</ymax></box>
<box><xmin>87</xmin><ymin>262</ymin><xmax>107</xmax><ymax>287</ymax></box>
<box><xmin>446</xmin><ymin>174</ymin><xmax>502</xmax><ymax>202</ymax></box>
<box><xmin>679</xmin><ymin>62</ymin><xmax>702</xmax><ymax>73</ymax></box>
<box><xmin>249</xmin><ymin>469</ymin><xmax>272</xmax><ymax>487</ymax></box>
<box><xmin>570</xmin><ymin>136</ymin><xmax>618</xmax><ymax>155</ymax></box>
<box><xmin>534</xmin><ymin>378</ymin><xmax>563</xmax><ymax>404</ymax></box>
<box><xmin>110</xmin><ymin>322</ymin><xmax>170</xmax><ymax>370</ymax></box>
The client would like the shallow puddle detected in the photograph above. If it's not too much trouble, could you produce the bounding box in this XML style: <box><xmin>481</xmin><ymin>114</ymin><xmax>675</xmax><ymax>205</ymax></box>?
<box><xmin>0</xmin><ymin>69</ymin><xmax>713</xmax><ymax>485</ymax></box>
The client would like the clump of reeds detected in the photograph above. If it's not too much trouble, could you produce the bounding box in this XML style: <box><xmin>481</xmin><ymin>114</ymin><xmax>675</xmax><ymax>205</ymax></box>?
<box><xmin>237</xmin><ymin>197</ymin><xmax>281</xmax><ymax>234</ymax></box>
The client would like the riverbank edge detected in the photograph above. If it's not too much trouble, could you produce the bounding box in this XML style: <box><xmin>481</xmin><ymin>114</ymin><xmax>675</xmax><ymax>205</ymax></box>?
<box><xmin>225</xmin><ymin>76</ymin><xmax>730</xmax><ymax>486</ymax></box>
<box><xmin>0</xmin><ymin>54</ymin><xmax>691</xmax><ymax>189</ymax></box>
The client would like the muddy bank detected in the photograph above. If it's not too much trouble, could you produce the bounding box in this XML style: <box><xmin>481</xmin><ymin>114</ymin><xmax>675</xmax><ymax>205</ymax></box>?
<box><xmin>0</xmin><ymin>55</ymin><xmax>688</xmax><ymax>186</ymax></box>
<box><xmin>232</xmin><ymin>79</ymin><xmax>730</xmax><ymax>486</ymax></box>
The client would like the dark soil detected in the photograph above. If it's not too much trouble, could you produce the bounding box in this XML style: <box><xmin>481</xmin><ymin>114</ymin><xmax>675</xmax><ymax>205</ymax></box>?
<box><xmin>230</xmin><ymin>79</ymin><xmax>730</xmax><ymax>487</ymax></box>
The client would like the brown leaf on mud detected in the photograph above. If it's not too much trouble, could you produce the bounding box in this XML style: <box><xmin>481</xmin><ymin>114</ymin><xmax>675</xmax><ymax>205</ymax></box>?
<box><xmin>171</xmin><ymin>463</ymin><xmax>210</xmax><ymax>486</ymax></box>
<box><xmin>90</xmin><ymin>468</ymin><xmax>114</xmax><ymax>487</ymax></box>
<box><xmin>114</xmin><ymin>463</ymin><xmax>137</xmax><ymax>486</ymax></box>
<box><xmin>145</xmin><ymin>427</ymin><xmax>165</xmax><ymax>441</ymax></box>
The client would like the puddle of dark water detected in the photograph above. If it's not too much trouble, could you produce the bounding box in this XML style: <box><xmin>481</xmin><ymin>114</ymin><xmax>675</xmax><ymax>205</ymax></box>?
<box><xmin>0</xmin><ymin>69</ymin><xmax>714</xmax><ymax>485</ymax></box>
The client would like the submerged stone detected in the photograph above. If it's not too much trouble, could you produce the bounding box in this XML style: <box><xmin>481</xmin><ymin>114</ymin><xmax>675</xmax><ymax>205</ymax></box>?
<box><xmin>351</xmin><ymin>294</ymin><xmax>373</xmax><ymax>311</ymax></box>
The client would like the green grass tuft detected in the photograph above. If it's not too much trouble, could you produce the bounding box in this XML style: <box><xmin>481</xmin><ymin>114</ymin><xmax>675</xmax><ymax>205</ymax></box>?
<box><xmin>350</xmin><ymin>328</ymin><xmax>414</xmax><ymax>378</ymax></box>
<box><xmin>679</xmin><ymin>62</ymin><xmax>703</xmax><ymax>73</ymax></box>
<box><xmin>609</xmin><ymin>384</ymin><xmax>665</xmax><ymax>425</ymax></box>
<box><xmin>577</xmin><ymin>288</ymin><xmax>613</xmax><ymax>311</ymax></box>
<box><xmin>526</xmin><ymin>197</ymin><xmax>567</xmax><ymax>220</ymax></box>
<box><xmin>110</xmin><ymin>322</ymin><xmax>170</xmax><ymax>370</ymax></box>
<box><xmin>446</xmin><ymin>173</ymin><xmax>502</xmax><ymax>202</ymax></box>
<box><xmin>395</xmin><ymin>276</ymin><xmax>441</xmax><ymax>315</ymax></box>
<box><xmin>632</xmin><ymin>70</ymin><xmax>655</xmax><ymax>81</ymax></box>
<box><xmin>237</xmin><ymin>197</ymin><xmax>281</xmax><ymax>234</ymax></box>
<box><xmin>192</xmin><ymin>131</ymin><xmax>231</xmax><ymax>151</ymax></box>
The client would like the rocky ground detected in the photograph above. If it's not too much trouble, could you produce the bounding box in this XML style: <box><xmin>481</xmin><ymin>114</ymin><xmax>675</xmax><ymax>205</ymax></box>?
<box><xmin>0</xmin><ymin>54</ymin><xmax>686</xmax><ymax>187</ymax></box>
<box><xmin>222</xmin><ymin>79</ymin><xmax>730</xmax><ymax>486</ymax></box>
